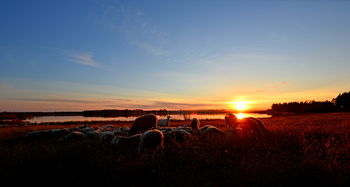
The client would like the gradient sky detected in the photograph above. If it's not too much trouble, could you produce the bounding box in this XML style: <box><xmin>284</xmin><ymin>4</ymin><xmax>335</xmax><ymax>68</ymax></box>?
<box><xmin>1</xmin><ymin>0</ymin><xmax>350</xmax><ymax>111</ymax></box>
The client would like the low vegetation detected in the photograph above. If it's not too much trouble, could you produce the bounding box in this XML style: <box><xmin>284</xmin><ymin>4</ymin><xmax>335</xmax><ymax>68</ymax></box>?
<box><xmin>0</xmin><ymin>113</ymin><xmax>350</xmax><ymax>186</ymax></box>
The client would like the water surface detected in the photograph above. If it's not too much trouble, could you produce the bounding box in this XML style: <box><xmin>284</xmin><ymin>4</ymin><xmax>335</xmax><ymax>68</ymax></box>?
<box><xmin>26</xmin><ymin>113</ymin><xmax>271</xmax><ymax>123</ymax></box>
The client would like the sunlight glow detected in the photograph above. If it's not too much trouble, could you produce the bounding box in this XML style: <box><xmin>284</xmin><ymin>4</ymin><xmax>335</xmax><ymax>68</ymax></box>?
<box><xmin>231</xmin><ymin>101</ymin><xmax>251</xmax><ymax>111</ymax></box>
<box><xmin>237</xmin><ymin>112</ymin><xmax>246</xmax><ymax>119</ymax></box>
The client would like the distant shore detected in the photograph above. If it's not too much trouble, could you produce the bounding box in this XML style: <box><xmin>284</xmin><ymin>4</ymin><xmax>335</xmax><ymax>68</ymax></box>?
<box><xmin>0</xmin><ymin>109</ymin><xmax>268</xmax><ymax>120</ymax></box>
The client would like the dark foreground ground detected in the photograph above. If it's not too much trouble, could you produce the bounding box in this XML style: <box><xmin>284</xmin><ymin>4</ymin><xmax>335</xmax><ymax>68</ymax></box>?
<box><xmin>1</xmin><ymin>113</ymin><xmax>350</xmax><ymax>186</ymax></box>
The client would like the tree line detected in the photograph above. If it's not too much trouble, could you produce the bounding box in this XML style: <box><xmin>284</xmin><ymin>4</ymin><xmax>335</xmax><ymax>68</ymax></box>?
<box><xmin>269</xmin><ymin>91</ymin><xmax>350</xmax><ymax>114</ymax></box>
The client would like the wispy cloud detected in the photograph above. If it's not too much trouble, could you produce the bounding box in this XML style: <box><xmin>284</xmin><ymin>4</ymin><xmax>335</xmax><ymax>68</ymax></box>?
<box><xmin>14</xmin><ymin>98</ymin><xmax>98</xmax><ymax>104</ymax></box>
<box><xmin>99</xmin><ymin>2</ymin><xmax>168</xmax><ymax>57</ymax></box>
<box><xmin>69</xmin><ymin>52</ymin><xmax>98</xmax><ymax>67</ymax></box>
<box><xmin>132</xmin><ymin>41</ymin><xmax>167</xmax><ymax>56</ymax></box>
<box><xmin>267</xmin><ymin>81</ymin><xmax>289</xmax><ymax>89</ymax></box>
<box><xmin>105</xmin><ymin>100</ymin><xmax>216</xmax><ymax>109</ymax></box>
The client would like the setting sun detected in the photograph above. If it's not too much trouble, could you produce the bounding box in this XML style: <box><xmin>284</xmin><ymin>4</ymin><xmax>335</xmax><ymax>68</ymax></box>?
<box><xmin>231</xmin><ymin>101</ymin><xmax>251</xmax><ymax>111</ymax></box>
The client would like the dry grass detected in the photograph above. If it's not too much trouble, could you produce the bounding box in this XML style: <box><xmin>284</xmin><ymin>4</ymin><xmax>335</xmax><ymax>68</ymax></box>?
<box><xmin>0</xmin><ymin>113</ymin><xmax>350</xmax><ymax>186</ymax></box>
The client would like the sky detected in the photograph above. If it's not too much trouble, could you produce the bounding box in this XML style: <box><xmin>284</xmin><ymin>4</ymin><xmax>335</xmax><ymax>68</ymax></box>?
<box><xmin>1</xmin><ymin>0</ymin><xmax>350</xmax><ymax>112</ymax></box>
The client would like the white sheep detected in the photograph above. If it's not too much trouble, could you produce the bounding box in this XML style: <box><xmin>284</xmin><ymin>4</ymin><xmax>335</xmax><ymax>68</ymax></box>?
<box><xmin>138</xmin><ymin>129</ymin><xmax>164</xmax><ymax>155</ymax></box>
<box><xmin>101</xmin><ymin>124</ymin><xmax>115</xmax><ymax>132</ymax></box>
<box><xmin>158</xmin><ymin>115</ymin><xmax>171</xmax><ymax>127</ymax></box>
<box><xmin>113</xmin><ymin>126</ymin><xmax>129</xmax><ymax>136</ymax></box>
<box><xmin>111</xmin><ymin>134</ymin><xmax>141</xmax><ymax>151</ymax></box>
<box><xmin>99</xmin><ymin>131</ymin><xmax>115</xmax><ymax>143</ymax></box>
<box><xmin>56</xmin><ymin>131</ymin><xmax>86</xmax><ymax>143</ymax></box>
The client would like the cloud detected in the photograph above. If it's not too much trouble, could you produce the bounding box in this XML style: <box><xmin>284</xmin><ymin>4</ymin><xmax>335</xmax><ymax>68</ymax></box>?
<box><xmin>99</xmin><ymin>2</ymin><xmax>168</xmax><ymax>57</ymax></box>
<box><xmin>69</xmin><ymin>52</ymin><xmax>98</xmax><ymax>67</ymax></box>
<box><xmin>267</xmin><ymin>81</ymin><xmax>289</xmax><ymax>89</ymax></box>
<box><xmin>14</xmin><ymin>98</ymin><xmax>98</xmax><ymax>104</ymax></box>
<box><xmin>104</xmin><ymin>100</ymin><xmax>216</xmax><ymax>109</ymax></box>
<box><xmin>132</xmin><ymin>41</ymin><xmax>167</xmax><ymax>56</ymax></box>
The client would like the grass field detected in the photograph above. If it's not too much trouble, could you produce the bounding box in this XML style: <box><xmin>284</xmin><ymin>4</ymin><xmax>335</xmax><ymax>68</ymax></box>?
<box><xmin>1</xmin><ymin>113</ymin><xmax>350</xmax><ymax>186</ymax></box>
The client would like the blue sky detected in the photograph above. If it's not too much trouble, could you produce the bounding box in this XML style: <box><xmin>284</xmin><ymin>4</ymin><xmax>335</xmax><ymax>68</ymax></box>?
<box><xmin>1</xmin><ymin>0</ymin><xmax>350</xmax><ymax>111</ymax></box>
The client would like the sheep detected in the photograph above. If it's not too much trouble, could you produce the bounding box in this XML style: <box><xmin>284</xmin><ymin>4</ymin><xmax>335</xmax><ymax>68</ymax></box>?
<box><xmin>26</xmin><ymin>128</ymin><xmax>72</xmax><ymax>141</ymax></box>
<box><xmin>113</xmin><ymin>126</ymin><xmax>129</xmax><ymax>136</ymax></box>
<box><xmin>129</xmin><ymin>114</ymin><xmax>158</xmax><ymax>135</ymax></box>
<box><xmin>199</xmin><ymin>125</ymin><xmax>225</xmax><ymax>137</ymax></box>
<box><xmin>158</xmin><ymin>127</ymin><xmax>174</xmax><ymax>134</ymax></box>
<box><xmin>79</xmin><ymin>127</ymin><xmax>95</xmax><ymax>134</ymax></box>
<box><xmin>164</xmin><ymin>129</ymin><xmax>192</xmax><ymax>144</ymax></box>
<box><xmin>99</xmin><ymin>131</ymin><xmax>115</xmax><ymax>143</ymax></box>
<box><xmin>189</xmin><ymin>118</ymin><xmax>225</xmax><ymax>141</ymax></box>
<box><xmin>57</xmin><ymin>131</ymin><xmax>86</xmax><ymax>143</ymax></box>
<box><xmin>158</xmin><ymin>115</ymin><xmax>171</xmax><ymax>127</ymax></box>
<box><xmin>111</xmin><ymin>134</ymin><xmax>141</xmax><ymax>152</ymax></box>
<box><xmin>25</xmin><ymin>130</ymin><xmax>49</xmax><ymax>140</ymax></box>
<box><xmin>68</xmin><ymin>127</ymin><xmax>80</xmax><ymax>132</ymax></box>
<box><xmin>238</xmin><ymin>117</ymin><xmax>268</xmax><ymax>137</ymax></box>
<box><xmin>225</xmin><ymin>113</ymin><xmax>239</xmax><ymax>130</ymax></box>
<box><xmin>78</xmin><ymin>123</ymin><xmax>89</xmax><ymax>129</ymax></box>
<box><xmin>190</xmin><ymin>118</ymin><xmax>200</xmax><ymax>132</ymax></box>
<box><xmin>248</xmin><ymin>117</ymin><xmax>268</xmax><ymax>133</ymax></box>
<box><xmin>84</xmin><ymin>130</ymin><xmax>100</xmax><ymax>139</ymax></box>
<box><xmin>101</xmin><ymin>124</ymin><xmax>115</xmax><ymax>132</ymax></box>
<box><xmin>174</xmin><ymin>124</ymin><xmax>192</xmax><ymax>132</ymax></box>
<box><xmin>138</xmin><ymin>129</ymin><xmax>164</xmax><ymax>155</ymax></box>
<box><xmin>47</xmin><ymin>128</ymin><xmax>69</xmax><ymax>135</ymax></box>
<box><xmin>47</xmin><ymin>128</ymin><xmax>71</xmax><ymax>139</ymax></box>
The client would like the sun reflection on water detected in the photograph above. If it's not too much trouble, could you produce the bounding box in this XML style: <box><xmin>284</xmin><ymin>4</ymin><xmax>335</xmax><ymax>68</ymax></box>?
<box><xmin>237</xmin><ymin>112</ymin><xmax>246</xmax><ymax>119</ymax></box>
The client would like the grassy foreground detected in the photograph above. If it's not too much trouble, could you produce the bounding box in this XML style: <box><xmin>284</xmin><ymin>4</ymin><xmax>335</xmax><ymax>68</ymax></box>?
<box><xmin>1</xmin><ymin>113</ymin><xmax>350</xmax><ymax>186</ymax></box>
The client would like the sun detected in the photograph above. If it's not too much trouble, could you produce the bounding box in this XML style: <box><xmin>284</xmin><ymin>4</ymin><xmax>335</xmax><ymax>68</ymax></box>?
<box><xmin>231</xmin><ymin>101</ymin><xmax>250</xmax><ymax>112</ymax></box>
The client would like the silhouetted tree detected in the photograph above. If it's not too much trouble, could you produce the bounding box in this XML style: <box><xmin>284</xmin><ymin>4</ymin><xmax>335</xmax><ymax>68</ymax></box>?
<box><xmin>270</xmin><ymin>100</ymin><xmax>336</xmax><ymax>114</ymax></box>
<box><xmin>334</xmin><ymin>91</ymin><xmax>350</xmax><ymax>112</ymax></box>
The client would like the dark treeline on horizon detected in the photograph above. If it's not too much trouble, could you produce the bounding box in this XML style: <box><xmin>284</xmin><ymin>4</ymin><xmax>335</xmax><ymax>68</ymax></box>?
<box><xmin>0</xmin><ymin>109</ymin><xmax>239</xmax><ymax>120</ymax></box>
<box><xmin>2</xmin><ymin>91</ymin><xmax>350</xmax><ymax>120</ymax></box>
<box><xmin>269</xmin><ymin>91</ymin><xmax>350</xmax><ymax>115</ymax></box>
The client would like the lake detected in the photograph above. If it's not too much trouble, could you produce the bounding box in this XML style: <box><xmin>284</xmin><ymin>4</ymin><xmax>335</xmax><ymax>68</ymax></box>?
<box><xmin>26</xmin><ymin>113</ymin><xmax>271</xmax><ymax>123</ymax></box>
